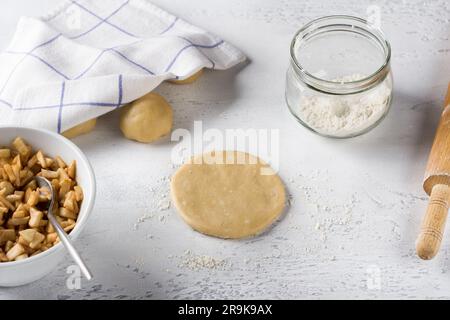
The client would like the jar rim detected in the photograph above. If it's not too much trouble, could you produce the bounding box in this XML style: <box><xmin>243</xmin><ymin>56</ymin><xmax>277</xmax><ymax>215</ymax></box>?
<box><xmin>289</xmin><ymin>15</ymin><xmax>392</xmax><ymax>95</ymax></box>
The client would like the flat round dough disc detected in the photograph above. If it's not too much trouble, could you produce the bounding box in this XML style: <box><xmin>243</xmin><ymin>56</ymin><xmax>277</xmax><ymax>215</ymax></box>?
<box><xmin>171</xmin><ymin>151</ymin><xmax>286</xmax><ymax>239</ymax></box>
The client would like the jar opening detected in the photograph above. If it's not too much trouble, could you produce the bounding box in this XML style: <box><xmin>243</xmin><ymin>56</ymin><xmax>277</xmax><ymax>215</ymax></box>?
<box><xmin>290</xmin><ymin>15</ymin><xmax>391</xmax><ymax>95</ymax></box>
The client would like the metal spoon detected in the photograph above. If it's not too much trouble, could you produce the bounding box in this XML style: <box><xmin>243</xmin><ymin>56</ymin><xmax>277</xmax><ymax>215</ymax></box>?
<box><xmin>35</xmin><ymin>176</ymin><xmax>92</xmax><ymax>280</ymax></box>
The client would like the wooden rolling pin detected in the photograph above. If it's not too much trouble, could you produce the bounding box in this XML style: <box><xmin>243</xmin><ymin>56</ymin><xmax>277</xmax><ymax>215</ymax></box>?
<box><xmin>417</xmin><ymin>83</ymin><xmax>450</xmax><ymax>260</ymax></box>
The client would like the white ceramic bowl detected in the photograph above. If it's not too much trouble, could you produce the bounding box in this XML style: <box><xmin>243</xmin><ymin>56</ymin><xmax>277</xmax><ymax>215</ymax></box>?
<box><xmin>0</xmin><ymin>127</ymin><xmax>95</xmax><ymax>287</ymax></box>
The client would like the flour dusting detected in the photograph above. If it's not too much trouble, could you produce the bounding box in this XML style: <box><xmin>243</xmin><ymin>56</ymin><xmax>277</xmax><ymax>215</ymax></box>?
<box><xmin>297</xmin><ymin>74</ymin><xmax>392</xmax><ymax>137</ymax></box>
<box><xmin>179</xmin><ymin>250</ymin><xmax>228</xmax><ymax>271</ymax></box>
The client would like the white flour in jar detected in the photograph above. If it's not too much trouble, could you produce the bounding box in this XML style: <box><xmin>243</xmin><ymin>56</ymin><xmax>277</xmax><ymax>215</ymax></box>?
<box><xmin>296</xmin><ymin>74</ymin><xmax>392</xmax><ymax>137</ymax></box>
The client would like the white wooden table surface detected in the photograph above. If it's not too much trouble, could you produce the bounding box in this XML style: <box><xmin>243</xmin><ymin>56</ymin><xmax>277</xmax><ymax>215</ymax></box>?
<box><xmin>1</xmin><ymin>0</ymin><xmax>450</xmax><ymax>300</ymax></box>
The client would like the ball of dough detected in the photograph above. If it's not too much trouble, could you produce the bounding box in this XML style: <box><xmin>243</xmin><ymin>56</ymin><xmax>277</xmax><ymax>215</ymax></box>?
<box><xmin>120</xmin><ymin>92</ymin><xmax>173</xmax><ymax>143</ymax></box>
<box><xmin>62</xmin><ymin>118</ymin><xmax>97</xmax><ymax>139</ymax></box>
<box><xmin>170</xmin><ymin>151</ymin><xmax>286</xmax><ymax>239</ymax></box>
<box><xmin>168</xmin><ymin>70</ymin><xmax>203</xmax><ymax>85</ymax></box>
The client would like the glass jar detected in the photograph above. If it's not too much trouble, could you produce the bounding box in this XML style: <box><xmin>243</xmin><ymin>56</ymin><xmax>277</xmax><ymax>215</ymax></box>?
<box><xmin>285</xmin><ymin>15</ymin><xmax>393</xmax><ymax>138</ymax></box>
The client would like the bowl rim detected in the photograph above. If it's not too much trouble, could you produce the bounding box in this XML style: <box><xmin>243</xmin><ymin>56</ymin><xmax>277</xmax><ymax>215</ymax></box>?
<box><xmin>0</xmin><ymin>126</ymin><xmax>96</xmax><ymax>268</ymax></box>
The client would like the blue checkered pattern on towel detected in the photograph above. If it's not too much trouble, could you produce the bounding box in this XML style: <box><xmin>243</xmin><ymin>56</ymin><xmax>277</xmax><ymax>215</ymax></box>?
<box><xmin>0</xmin><ymin>0</ymin><xmax>245</xmax><ymax>132</ymax></box>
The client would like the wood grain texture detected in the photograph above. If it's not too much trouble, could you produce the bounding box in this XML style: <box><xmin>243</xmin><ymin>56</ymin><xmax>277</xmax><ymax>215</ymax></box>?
<box><xmin>418</xmin><ymin>85</ymin><xmax>450</xmax><ymax>259</ymax></box>
<box><xmin>0</xmin><ymin>0</ymin><xmax>450</xmax><ymax>299</ymax></box>
<box><xmin>423</xmin><ymin>84</ymin><xmax>450</xmax><ymax>195</ymax></box>
<box><xmin>417</xmin><ymin>184</ymin><xmax>450</xmax><ymax>259</ymax></box>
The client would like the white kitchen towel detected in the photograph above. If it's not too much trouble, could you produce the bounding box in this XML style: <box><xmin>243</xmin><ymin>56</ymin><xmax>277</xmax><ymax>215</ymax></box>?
<box><xmin>0</xmin><ymin>0</ymin><xmax>246</xmax><ymax>133</ymax></box>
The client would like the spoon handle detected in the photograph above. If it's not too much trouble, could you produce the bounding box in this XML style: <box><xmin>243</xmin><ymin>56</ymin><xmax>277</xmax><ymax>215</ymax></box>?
<box><xmin>47</xmin><ymin>212</ymin><xmax>93</xmax><ymax>280</ymax></box>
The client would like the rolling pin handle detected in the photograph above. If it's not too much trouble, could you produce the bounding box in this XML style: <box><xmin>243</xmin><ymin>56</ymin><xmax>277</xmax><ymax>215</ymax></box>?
<box><xmin>416</xmin><ymin>184</ymin><xmax>450</xmax><ymax>260</ymax></box>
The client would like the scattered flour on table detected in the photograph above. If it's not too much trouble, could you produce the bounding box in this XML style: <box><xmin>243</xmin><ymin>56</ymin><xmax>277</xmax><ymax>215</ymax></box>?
<box><xmin>296</xmin><ymin>74</ymin><xmax>392</xmax><ymax>137</ymax></box>
<box><xmin>292</xmin><ymin>169</ymin><xmax>357</xmax><ymax>240</ymax></box>
<box><xmin>179</xmin><ymin>250</ymin><xmax>228</xmax><ymax>271</ymax></box>
<box><xmin>133</xmin><ymin>212</ymin><xmax>154</xmax><ymax>230</ymax></box>
<box><xmin>133</xmin><ymin>175</ymin><xmax>171</xmax><ymax>230</ymax></box>
<box><xmin>286</xmin><ymin>169</ymin><xmax>428</xmax><ymax>252</ymax></box>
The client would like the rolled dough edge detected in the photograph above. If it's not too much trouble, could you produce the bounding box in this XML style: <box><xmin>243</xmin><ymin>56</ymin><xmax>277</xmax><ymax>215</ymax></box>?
<box><xmin>170</xmin><ymin>152</ymin><xmax>286</xmax><ymax>239</ymax></box>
